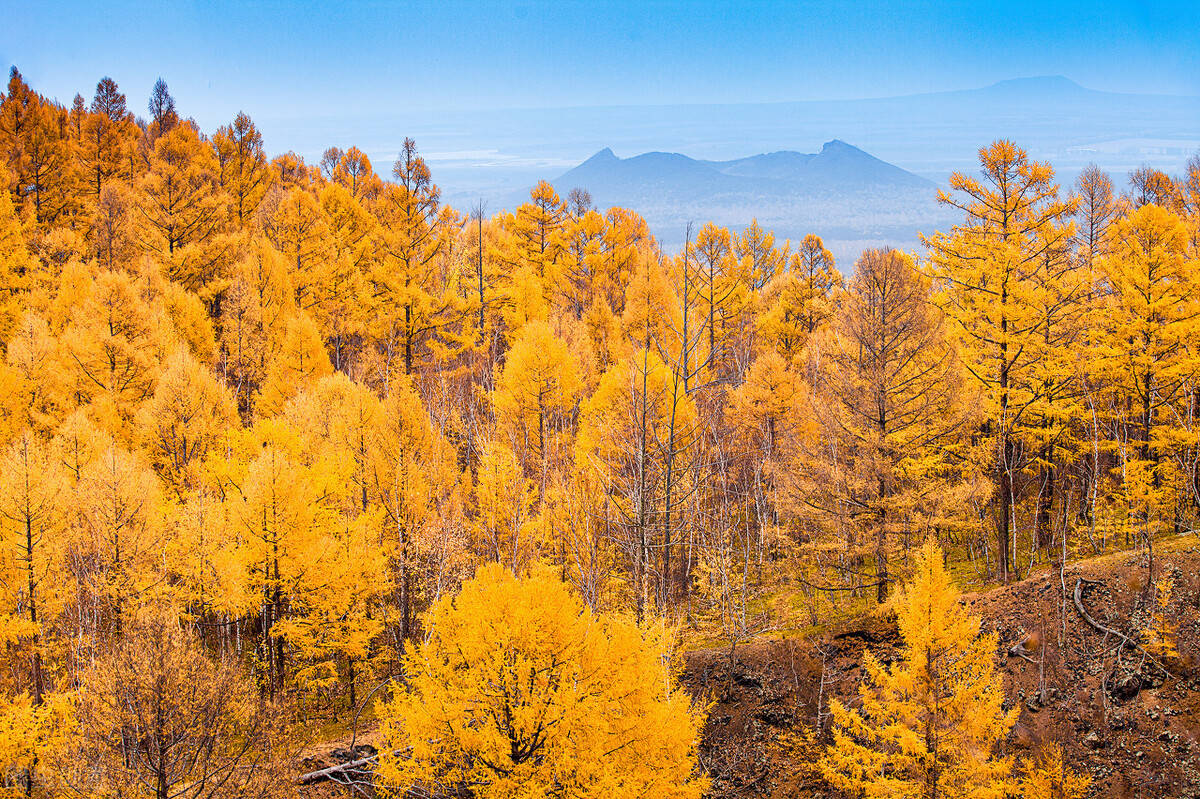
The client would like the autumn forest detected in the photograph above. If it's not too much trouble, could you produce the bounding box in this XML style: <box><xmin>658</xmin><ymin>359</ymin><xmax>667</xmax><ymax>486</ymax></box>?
<box><xmin>1</xmin><ymin>67</ymin><xmax>1198</xmax><ymax>798</ymax></box>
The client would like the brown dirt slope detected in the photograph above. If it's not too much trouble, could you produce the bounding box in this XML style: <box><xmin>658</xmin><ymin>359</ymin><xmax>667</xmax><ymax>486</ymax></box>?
<box><xmin>685</xmin><ymin>539</ymin><xmax>1200</xmax><ymax>798</ymax></box>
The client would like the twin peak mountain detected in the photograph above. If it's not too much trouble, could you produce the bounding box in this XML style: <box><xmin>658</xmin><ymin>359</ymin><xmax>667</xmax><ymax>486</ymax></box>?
<box><xmin>554</xmin><ymin>139</ymin><xmax>932</xmax><ymax>204</ymax></box>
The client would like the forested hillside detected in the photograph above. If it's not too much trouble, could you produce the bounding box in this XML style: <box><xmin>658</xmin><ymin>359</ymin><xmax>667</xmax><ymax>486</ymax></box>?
<box><xmin>1</xmin><ymin>67</ymin><xmax>1199</xmax><ymax>798</ymax></box>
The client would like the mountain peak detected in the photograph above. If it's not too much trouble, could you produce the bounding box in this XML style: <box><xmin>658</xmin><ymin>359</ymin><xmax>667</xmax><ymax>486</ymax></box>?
<box><xmin>819</xmin><ymin>139</ymin><xmax>860</xmax><ymax>153</ymax></box>
<box><xmin>551</xmin><ymin>140</ymin><xmax>932</xmax><ymax>210</ymax></box>
<box><xmin>582</xmin><ymin>147</ymin><xmax>618</xmax><ymax>164</ymax></box>
<box><xmin>983</xmin><ymin>75</ymin><xmax>1087</xmax><ymax>94</ymax></box>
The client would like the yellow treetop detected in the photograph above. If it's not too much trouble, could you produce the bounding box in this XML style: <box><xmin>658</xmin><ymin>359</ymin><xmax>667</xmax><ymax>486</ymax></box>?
<box><xmin>493</xmin><ymin>319</ymin><xmax>583</xmax><ymax>468</ymax></box>
<box><xmin>1021</xmin><ymin>743</ymin><xmax>1090</xmax><ymax>799</ymax></box>
<box><xmin>377</xmin><ymin>563</ymin><xmax>708</xmax><ymax>799</ymax></box>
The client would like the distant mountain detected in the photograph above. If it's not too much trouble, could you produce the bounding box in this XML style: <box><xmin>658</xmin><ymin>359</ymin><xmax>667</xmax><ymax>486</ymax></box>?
<box><xmin>413</xmin><ymin>74</ymin><xmax>1197</xmax><ymax>203</ymax></box>
<box><xmin>542</xmin><ymin>141</ymin><xmax>945</xmax><ymax>264</ymax></box>
<box><xmin>554</xmin><ymin>140</ymin><xmax>932</xmax><ymax>206</ymax></box>
<box><xmin>972</xmin><ymin>75</ymin><xmax>1090</xmax><ymax>99</ymax></box>
<box><xmin>558</xmin><ymin>147</ymin><xmax>744</xmax><ymax>199</ymax></box>
<box><xmin>703</xmin><ymin>140</ymin><xmax>933</xmax><ymax>189</ymax></box>
<box><xmin>705</xmin><ymin>149</ymin><xmax>815</xmax><ymax>180</ymax></box>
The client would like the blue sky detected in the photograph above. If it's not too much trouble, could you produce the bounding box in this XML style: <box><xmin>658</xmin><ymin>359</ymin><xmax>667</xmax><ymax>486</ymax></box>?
<box><xmin>3</xmin><ymin>0</ymin><xmax>1198</xmax><ymax>132</ymax></box>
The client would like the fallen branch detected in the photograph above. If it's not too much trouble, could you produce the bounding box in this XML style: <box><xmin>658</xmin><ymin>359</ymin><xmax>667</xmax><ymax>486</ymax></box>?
<box><xmin>298</xmin><ymin>748</ymin><xmax>450</xmax><ymax>799</ymax></box>
<box><xmin>1071</xmin><ymin>578</ymin><xmax>1173</xmax><ymax>679</ymax></box>
<box><xmin>349</xmin><ymin>677</ymin><xmax>396</xmax><ymax>752</ymax></box>
<box><xmin>299</xmin><ymin>752</ymin><xmax>381</xmax><ymax>785</ymax></box>
<box><xmin>1007</xmin><ymin>640</ymin><xmax>1036</xmax><ymax>664</ymax></box>
<box><xmin>795</xmin><ymin>576</ymin><xmax>885</xmax><ymax>594</ymax></box>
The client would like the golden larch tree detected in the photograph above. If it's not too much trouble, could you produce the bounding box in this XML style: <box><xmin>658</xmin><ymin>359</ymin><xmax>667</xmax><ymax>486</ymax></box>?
<box><xmin>377</xmin><ymin>564</ymin><xmax>708</xmax><ymax>799</ymax></box>
<box><xmin>922</xmin><ymin>139</ymin><xmax>1076</xmax><ymax>582</ymax></box>
<box><xmin>821</xmin><ymin>536</ymin><xmax>1017</xmax><ymax>798</ymax></box>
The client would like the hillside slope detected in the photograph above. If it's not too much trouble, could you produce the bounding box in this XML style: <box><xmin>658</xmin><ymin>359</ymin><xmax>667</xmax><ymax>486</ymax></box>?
<box><xmin>298</xmin><ymin>540</ymin><xmax>1200</xmax><ymax>797</ymax></box>
<box><xmin>686</xmin><ymin>538</ymin><xmax>1200</xmax><ymax>798</ymax></box>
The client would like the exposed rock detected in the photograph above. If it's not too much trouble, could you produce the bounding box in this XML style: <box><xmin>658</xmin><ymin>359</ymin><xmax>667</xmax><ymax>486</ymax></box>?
<box><xmin>734</xmin><ymin>673</ymin><xmax>764</xmax><ymax>690</ymax></box>
<box><xmin>1010</xmin><ymin>722</ymin><xmax>1036</xmax><ymax>749</ymax></box>
<box><xmin>1108</xmin><ymin>670</ymin><xmax>1142</xmax><ymax>703</ymax></box>
<box><xmin>329</xmin><ymin>744</ymin><xmax>376</xmax><ymax>762</ymax></box>
<box><xmin>755</xmin><ymin>707</ymin><xmax>793</xmax><ymax>727</ymax></box>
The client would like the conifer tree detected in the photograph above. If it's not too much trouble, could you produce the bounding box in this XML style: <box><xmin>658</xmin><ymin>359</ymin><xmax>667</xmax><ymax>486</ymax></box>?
<box><xmin>0</xmin><ymin>433</ymin><xmax>65</xmax><ymax>709</ymax></box>
<box><xmin>377</xmin><ymin>564</ymin><xmax>707</xmax><ymax>799</ymax></box>
<box><xmin>1094</xmin><ymin>203</ymin><xmax>1199</xmax><ymax>555</ymax></box>
<box><xmin>801</xmin><ymin>249</ymin><xmax>967</xmax><ymax>602</ymax></box>
<box><xmin>922</xmin><ymin>140</ymin><xmax>1076</xmax><ymax>582</ymax></box>
<box><xmin>212</xmin><ymin>111</ymin><xmax>269</xmax><ymax>225</ymax></box>
<box><xmin>137</xmin><ymin>125</ymin><xmax>234</xmax><ymax>303</ymax></box>
<box><xmin>792</xmin><ymin>233</ymin><xmax>842</xmax><ymax>333</ymax></box>
<box><xmin>821</xmin><ymin>536</ymin><xmax>1017</xmax><ymax>798</ymax></box>
<box><xmin>493</xmin><ymin>319</ymin><xmax>582</xmax><ymax>477</ymax></box>
<box><xmin>1021</xmin><ymin>743</ymin><xmax>1090</xmax><ymax>799</ymax></box>
<box><xmin>58</xmin><ymin>611</ymin><xmax>292</xmax><ymax>799</ymax></box>
<box><xmin>372</xmin><ymin>137</ymin><xmax>463</xmax><ymax>376</ymax></box>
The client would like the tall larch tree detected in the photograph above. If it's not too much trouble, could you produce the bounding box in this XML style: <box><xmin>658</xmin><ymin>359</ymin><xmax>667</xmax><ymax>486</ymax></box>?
<box><xmin>212</xmin><ymin>111</ymin><xmax>270</xmax><ymax>226</ymax></box>
<box><xmin>369</xmin><ymin>375</ymin><xmax>464</xmax><ymax>648</ymax></box>
<box><xmin>687</xmin><ymin>222</ymin><xmax>748</xmax><ymax>380</ymax></box>
<box><xmin>803</xmin><ymin>249</ymin><xmax>968</xmax><ymax>603</ymax></box>
<box><xmin>135</xmin><ymin>346</ymin><xmax>237</xmax><ymax>493</ymax></box>
<box><xmin>792</xmin><ymin>233</ymin><xmax>842</xmax><ymax>334</ymax></box>
<box><xmin>0</xmin><ymin>434</ymin><xmax>65</xmax><ymax>712</ymax></box>
<box><xmin>260</xmin><ymin>186</ymin><xmax>331</xmax><ymax>311</ymax></box>
<box><xmin>1094</xmin><ymin>203</ymin><xmax>1199</xmax><ymax>558</ymax></box>
<box><xmin>78</xmin><ymin>77</ymin><xmax>135</xmax><ymax>203</ymax></box>
<box><xmin>493</xmin><ymin>319</ymin><xmax>583</xmax><ymax>481</ymax></box>
<box><xmin>922</xmin><ymin>139</ymin><xmax>1076</xmax><ymax>582</ymax></box>
<box><xmin>1074</xmin><ymin>164</ymin><xmax>1118</xmax><ymax>272</ymax></box>
<box><xmin>135</xmin><ymin>123</ymin><xmax>232</xmax><ymax>302</ymax></box>
<box><xmin>72</xmin><ymin>444</ymin><xmax>164</xmax><ymax>639</ymax></box>
<box><xmin>372</xmin><ymin>138</ymin><xmax>460</xmax><ymax>377</ymax></box>
<box><xmin>577</xmin><ymin>348</ymin><xmax>697</xmax><ymax>618</ymax></box>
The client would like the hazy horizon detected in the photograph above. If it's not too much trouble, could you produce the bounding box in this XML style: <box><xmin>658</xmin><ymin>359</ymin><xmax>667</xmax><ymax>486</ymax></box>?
<box><xmin>6</xmin><ymin>1</ymin><xmax>1197</xmax><ymax>262</ymax></box>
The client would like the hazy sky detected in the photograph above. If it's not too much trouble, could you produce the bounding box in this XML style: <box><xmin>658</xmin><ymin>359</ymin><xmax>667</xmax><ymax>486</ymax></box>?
<box><xmin>3</xmin><ymin>0</ymin><xmax>1198</xmax><ymax>133</ymax></box>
